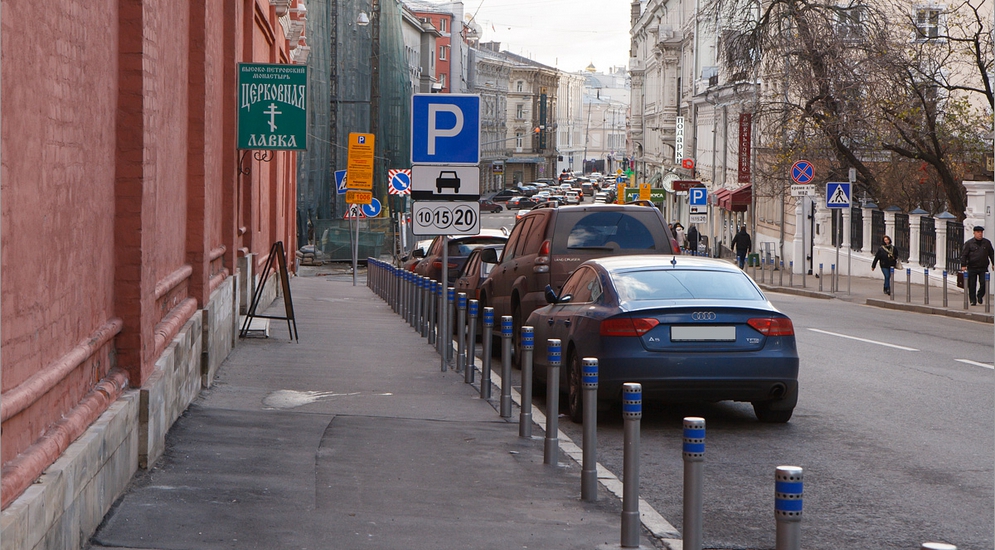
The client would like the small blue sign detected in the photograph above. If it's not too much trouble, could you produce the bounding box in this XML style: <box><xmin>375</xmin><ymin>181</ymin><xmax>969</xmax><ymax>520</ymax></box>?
<box><xmin>411</xmin><ymin>94</ymin><xmax>480</xmax><ymax>165</ymax></box>
<box><xmin>361</xmin><ymin>198</ymin><xmax>382</xmax><ymax>217</ymax></box>
<box><xmin>616</xmin><ymin>175</ymin><xmax>625</xmax><ymax>184</ymax></box>
<box><xmin>826</xmin><ymin>182</ymin><xmax>851</xmax><ymax>209</ymax></box>
<box><xmin>335</xmin><ymin>170</ymin><xmax>348</xmax><ymax>195</ymax></box>
<box><xmin>390</xmin><ymin>171</ymin><xmax>411</xmax><ymax>193</ymax></box>
<box><xmin>791</xmin><ymin>160</ymin><xmax>815</xmax><ymax>184</ymax></box>
<box><xmin>689</xmin><ymin>187</ymin><xmax>707</xmax><ymax>206</ymax></box>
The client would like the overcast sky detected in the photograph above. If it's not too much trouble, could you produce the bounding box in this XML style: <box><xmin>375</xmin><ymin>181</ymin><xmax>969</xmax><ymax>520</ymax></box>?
<box><xmin>464</xmin><ymin>0</ymin><xmax>632</xmax><ymax>73</ymax></box>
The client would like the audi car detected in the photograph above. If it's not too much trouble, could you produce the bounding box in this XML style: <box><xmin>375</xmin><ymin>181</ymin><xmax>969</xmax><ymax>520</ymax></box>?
<box><xmin>526</xmin><ymin>255</ymin><xmax>799</xmax><ymax>423</ymax></box>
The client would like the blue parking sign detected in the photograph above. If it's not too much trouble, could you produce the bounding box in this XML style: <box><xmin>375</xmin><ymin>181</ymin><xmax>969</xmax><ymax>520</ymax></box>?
<box><xmin>689</xmin><ymin>187</ymin><xmax>707</xmax><ymax>206</ymax></box>
<box><xmin>411</xmin><ymin>94</ymin><xmax>480</xmax><ymax>165</ymax></box>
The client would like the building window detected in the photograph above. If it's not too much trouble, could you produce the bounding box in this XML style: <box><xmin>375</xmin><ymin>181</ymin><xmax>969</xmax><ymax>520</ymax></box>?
<box><xmin>836</xmin><ymin>6</ymin><xmax>864</xmax><ymax>41</ymax></box>
<box><xmin>516</xmin><ymin>104</ymin><xmax>525</xmax><ymax>119</ymax></box>
<box><xmin>440</xmin><ymin>46</ymin><xmax>447</xmax><ymax>60</ymax></box>
<box><xmin>439</xmin><ymin>18</ymin><xmax>447</xmax><ymax>32</ymax></box>
<box><xmin>914</xmin><ymin>6</ymin><xmax>944</xmax><ymax>40</ymax></box>
<box><xmin>517</xmin><ymin>81</ymin><xmax>524</xmax><ymax>92</ymax></box>
<box><xmin>440</xmin><ymin>74</ymin><xmax>447</xmax><ymax>89</ymax></box>
<box><xmin>516</xmin><ymin>132</ymin><xmax>524</xmax><ymax>149</ymax></box>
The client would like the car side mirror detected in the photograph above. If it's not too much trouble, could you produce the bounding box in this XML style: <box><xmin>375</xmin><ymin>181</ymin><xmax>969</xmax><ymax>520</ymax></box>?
<box><xmin>479</xmin><ymin>248</ymin><xmax>499</xmax><ymax>264</ymax></box>
<box><xmin>412</xmin><ymin>249</ymin><xmax>426</xmax><ymax>259</ymax></box>
<box><xmin>544</xmin><ymin>284</ymin><xmax>559</xmax><ymax>304</ymax></box>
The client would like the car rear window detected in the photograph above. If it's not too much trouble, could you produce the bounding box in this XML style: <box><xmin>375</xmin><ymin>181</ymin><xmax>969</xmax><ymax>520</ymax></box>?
<box><xmin>613</xmin><ymin>269</ymin><xmax>764</xmax><ymax>301</ymax></box>
<box><xmin>552</xmin><ymin>211</ymin><xmax>663</xmax><ymax>253</ymax></box>
<box><xmin>449</xmin><ymin>237</ymin><xmax>507</xmax><ymax>256</ymax></box>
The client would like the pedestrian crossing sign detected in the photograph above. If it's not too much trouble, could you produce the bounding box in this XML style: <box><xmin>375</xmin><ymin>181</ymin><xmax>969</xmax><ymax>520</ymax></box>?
<box><xmin>826</xmin><ymin>182</ymin><xmax>851</xmax><ymax>209</ymax></box>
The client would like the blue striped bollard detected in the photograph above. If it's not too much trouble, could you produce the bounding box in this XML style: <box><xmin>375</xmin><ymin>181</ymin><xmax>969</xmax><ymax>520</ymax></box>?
<box><xmin>544</xmin><ymin>338</ymin><xmax>561</xmax><ymax>465</ymax></box>
<box><xmin>789</xmin><ymin>261</ymin><xmax>794</xmax><ymax>287</ymax></box>
<box><xmin>446</xmin><ymin>287</ymin><xmax>455</xmax><ymax>365</ymax></box>
<box><xmin>942</xmin><ymin>271</ymin><xmax>948</xmax><ymax>307</ymax></box>
<box><xmin>480</xmin><ymin>308</ymin><xmax>493</xmax><ymax>399</ymax></box>
<box><xmin>818</xmin><ymin>264</ymin><xmax>823</xmax><ymax>292</ymax></box>
<box><xmin>420</xmin><ymin>278</ymin><xmax>430</xmax><ymax>338</ymax></box>
<box><xmin>775</xmin><ymin>466</ymin><xmax>803</xmax><ymax>550</ymax></box>
<box><xmin>456</xmin><ymin>293</ymin><xmax>467</xmax><ymax>374</ymax></box>
<box><xmin>906</xmin><ymin>267</ymin><xmax>912</xmax><ymax>303</ymax></box>
<box><xmin>890</xmin><ymin>268</ymin><xmax>896</xmax><ymax>301</ymax></box>
<box><xmin>465</xmin><ymin>300</ymin><xmax>478</xmax><ymax>384</ymax></box>
<box><xmin>831</xmin><ymin>264</ymin><xmax>836</xmax><ymax>293</ymax></box>
<box><xmin>500</xmin><ymin>316</ymin><xmax>513</xmax><ymax>418</ymax></box>
<box><xmin>519</xmin><ymin>326</ymin><xmax>534</xmax><ymax>437</ymax></box>
<box><xmin>621</xmin><ymin>383</ymin><xmax>641</xmax><ymax>548</ymax></box>
<box><xmin>581</xmin><ymin>358</ymin><xmax>598</xmax><ymax>502</ymax></box>
<box><xmin>428</xmin><ymin>282</ymin><xmax>438</xmax><ymax>345</ymax></box>
<box><xmin>986</xmin><ymin>273</ymin><xmax>991</xmax><ymax>313</ymax></box>
<box><xmin>924</xmin><ymin>269</ymin><xmax>929</xmax><ymax>305</ymax></box>
<box><xmin>779</xmin><ymin>259</ymin><xmax>784</xmax><ymax>286</ymax></box>
<box><xmin>683</xmin><ymin>417</ymin><xmax>705</xmax><ymax>550</ymax></box>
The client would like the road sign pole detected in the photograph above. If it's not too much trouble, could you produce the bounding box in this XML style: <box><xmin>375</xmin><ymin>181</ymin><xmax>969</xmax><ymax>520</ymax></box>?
<box><xmin>352</xmin><ymin>212</ymin><xmax>359</xmax><ymax>286</ymax></box>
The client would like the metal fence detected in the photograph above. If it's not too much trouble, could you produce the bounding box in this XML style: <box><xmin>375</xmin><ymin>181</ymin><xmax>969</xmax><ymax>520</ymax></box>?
<box><xmin>871</xmin><ymin>210</ymin><xmax>885</xmax><ymax>249</ymax></box>
<box><xmin>919</xmin><ymin>216</ymin><xmax>936</xmax><ymax>268</ymax></box>
<box><xmin>850</xmin><ymin>206</ymin><xmax>863</xmax><ymax>251</ymax></box>
<box><xmin>894</xmin><ymin>213</ymin><xmax>910</xmax><ymax>261</ymax></box>
<box><xmin>946</xmin><ymin>220</ymin><xmax>964</xmax><ymax>272</ymax></box>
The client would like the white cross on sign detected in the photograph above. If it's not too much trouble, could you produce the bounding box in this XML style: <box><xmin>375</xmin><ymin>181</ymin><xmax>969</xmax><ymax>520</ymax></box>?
<box><xmin>264</xmin><ymin>103</ymin><xmax>282</xmax><ymax>132</ymax></box>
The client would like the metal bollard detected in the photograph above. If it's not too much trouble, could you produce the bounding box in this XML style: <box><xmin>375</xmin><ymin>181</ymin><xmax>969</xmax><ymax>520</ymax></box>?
<box><xmin>456</xmin><ymin>293</ymin><xmax>467</xmax><ymax>373</ymax></box>
<box><xmin>920</xmin><ymin>543</ymin><xmax>957</xmax><ymax>550</ymax></box>
<box><xmin>789</xmin><ymin>261</ymin><xmax>793</xmax><ymax>287</ymax></box>
<box><xmin>480</xmin><ymin>308</ymin><xmax>493</xmax><ymax>399</ymax></box>
<box><xmin>890</xmin><ymin>268</ymin><xmax>896</xmax><ymax>301</ymax></box>
<box><xmin>818</xmin><ymin>264</ymin><xmax>823</xmax><ymax>292</ymax></box>
<box><xmin>466</xmin><ymin>300</ymin><xmax>478</xmax><ymax>384</ymax></box>
<box><xmin>446</xmin><ymin>287</ymin><xmax>456</xmax><ymax>364</ymax></box>
<box><xmin>683</xmin><ymin>417</ymin><xmax>705</xmax><ymax>550</ymax></box>
<box><xmin>964</xmin><ymin>272</ymin><xmax>970</xmax><ymax>310</ymax></box>
<box><xmin>779</xmin><ymin>260</ymin><xmax>784</xmax><ymax>286</ymax></box>
<box><xmin>421</xmin><ymin>278</ymin><xmax>430</xmax><ymax>338</ymax></box>
<box><xmin>760</xmin><ymin>258</ymin><xmax>766</xmax><ymax>283</ymax></box>
<box><xmin>407</xmin><ymin>273</ymin><xmax>414</xmax><ymax>326</ymax></box>
<box><xmin>831</xmin><ymin>264</ymin><xmax>836</xmax><ymax>292</ymax></box>
<box><xmin>775</xmin><ymin>466</ymin><xmax>803</xmax><ymax>550</ymax></box>
<box><xmin>428</xmin><ymin>282</ymin><xmax>438</xmax><ymax>345</ymax></box>
<box><xmin>544</xmin><ymin>338</ymin><xmax>561</xmax><ymax>466</ymax></box>
<box><xmin>581</xmin><ymin>358</ymin><xmax>598</xmax><ymax>502</ymax></box>
<box><xmin>986</xmin><ymin>273</ymin><xmax>991</xmax><ymax>314</ymax></box>
<box><xmin>519</xmin><ymin>326</ymin><xmax>534</xmax><ymax>438</ymax></box>
<box><xmin>415</xmin><ymin>275</ymin><xmax>423</xmax><ymax>329</ymax></box>
<box><xmin>942</xmin><ymin>271</ymin><xmax>948</xmax><ymax>307</ymax></box>
<box><xmin>924</xmin><ymin>269</ymin><xmax>929</xmax><ymax>305</ymax></box>
<box><xmin>906</xmin><ymin>268</ymin><xmax>912</xmax><ymax>303</ymax></box>
<box><xmin>620</xmin><ymin>383</ymin><xmax>641</xmax><ymax>548</ymax></box>
<box><xmin>500</xmin><ymin>316</ymin><xmax>513</xmax><ymax>418</ymax></box>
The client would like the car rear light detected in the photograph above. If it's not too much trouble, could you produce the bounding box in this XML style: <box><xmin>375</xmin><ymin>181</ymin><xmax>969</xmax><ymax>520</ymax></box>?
<box><xmin>600</xmin><ymin>317</ymin><xmax>660</xmax><ymax>337</ymax></box>
<box><xmin>670</xmin><ymin>237</ymin><xmax>682</xmax><ymax>254</ymax></box>
<box><xmin>534</xmin><ymin>240</ymin><xmax>551</xmax><ymax>273</ymax></box>
<box><xmin>747</xmin><ymin>317</ymin><xmax>795</xmax><ymax>336</ymax></box>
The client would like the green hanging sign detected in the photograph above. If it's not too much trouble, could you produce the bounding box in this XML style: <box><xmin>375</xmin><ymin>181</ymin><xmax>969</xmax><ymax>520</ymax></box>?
<box><xmin>237</xmin><ymin>63</ymin><xmax>308</xmax><ymax>150</ymax></box>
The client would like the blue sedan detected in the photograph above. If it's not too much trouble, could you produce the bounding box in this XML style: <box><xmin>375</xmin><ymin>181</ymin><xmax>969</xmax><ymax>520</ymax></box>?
<box><xmin>526</xmin><ymin>255</ymin><xmax>799</xmax><ymax>423</ymax></box>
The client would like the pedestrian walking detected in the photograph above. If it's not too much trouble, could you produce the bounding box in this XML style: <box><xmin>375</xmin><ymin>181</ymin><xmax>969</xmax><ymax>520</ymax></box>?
<box><xmin>687</xmin><ymin>225</ymin><xmax>700</xmax><ymax>256</ymax></box>
<box><xmin>673</xmin><ymin>222</ymin><xmax>686</xmax><ymax>251</ymax></box>
<box><xmin>960</xmin><ymin>225</ymin><xmax>995</xmax><ymax>306</ymax></box>
<box><xmin>870</xmin><ymin>235</ymin><xmax>899</xmax><ymax>295</ymax></box>
<box><xmin>730</xmin><ymin>226</ymin><xmax>752</xmax><ymax>269</ymax></box>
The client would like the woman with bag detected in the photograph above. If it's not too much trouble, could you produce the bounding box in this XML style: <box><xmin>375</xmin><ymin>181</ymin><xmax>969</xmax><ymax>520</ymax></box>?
<box><xmin>870</xmin><ymin>235</ymin><xmax>899</xmax><ymax>295</ymax></box>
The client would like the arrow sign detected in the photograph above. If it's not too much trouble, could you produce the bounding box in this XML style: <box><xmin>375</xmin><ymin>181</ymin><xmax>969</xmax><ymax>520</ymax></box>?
<box><xmin>361</xmin><ymin>198</ymin><xmax>383</xmax><ymax>218</ymax></box>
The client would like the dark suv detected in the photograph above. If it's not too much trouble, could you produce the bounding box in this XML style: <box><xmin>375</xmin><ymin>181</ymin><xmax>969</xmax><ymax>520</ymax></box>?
<box><xmin>478</xmin><ymin>203</ymin><xmax>679</xmax><ymax>363</ymax></box>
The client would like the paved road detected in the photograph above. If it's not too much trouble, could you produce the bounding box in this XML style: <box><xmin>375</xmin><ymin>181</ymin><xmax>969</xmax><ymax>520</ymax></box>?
<box><xmin>476</xmin><ymin>206</ymin><xmax>993</xmax><ymax>549</ymax></box>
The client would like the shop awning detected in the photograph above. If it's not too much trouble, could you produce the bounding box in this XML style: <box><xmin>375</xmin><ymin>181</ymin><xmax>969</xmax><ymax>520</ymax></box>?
<box><xmin>718</xmin><ymin>184</ymin><xmax>751</xmax><ymax>212</ymax></box>
<box><xmin>712</xmin><ymin>188</ymin><xmax>731</xmax><ymax>206</ymax></box>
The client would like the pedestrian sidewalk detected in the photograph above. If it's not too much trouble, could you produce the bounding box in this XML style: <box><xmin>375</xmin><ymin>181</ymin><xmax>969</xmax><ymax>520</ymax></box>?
<box><xmin>738</xmin><ymin>262</ymin><xmax>994</xmax><ymax>324</ymax></box>
<box><xmin>88</xmin><ymin>271</ymin><xmax>660</xmax><ymax>550</ymax></box>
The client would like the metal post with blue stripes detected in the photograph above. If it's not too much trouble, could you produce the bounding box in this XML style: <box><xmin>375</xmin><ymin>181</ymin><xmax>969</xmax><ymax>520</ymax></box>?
<box><xmin>544</xmin><ymin>339</ymin><xmax>561</xmax><ymax>466</ymax></box>
<box><xmin>621</xmin><ymin>382</ymin><xmax>641</xmax><ymax>548</ymax></box>
<box><xmin>446</xmin><ymin>287</ymin><xmax>456</xmax><ymax>364</ymax></box>
<box><xmin>480</xmin><ymin>307</ymin><xmax>493</xmax><ymax>399</ymax></box>
<box><xmin>465</xmin><ymin>300</ymin><xmax>478</xmax><ymax>384</ymax></box>
<box><xmin>428</xmin><ymin>282</ymin><xmax>438</xmax><ymax>345</ymax></box>
<box><xmin>500</xmin><ymin>316</ymin><xmax>514</xmax><ymax>418</ymax></box>
<box><xmin>456</xmin><ymin>292</ymin><xmax>467</xmax><ymax>373</ymax></box>
<box><xmin>581</xmin><ymin>358</ymin><xmax>598</xmax><ymax>502</ymax></box>
<box><xmin>519</xmin><ymin>326</ymin><xmax>534</xmax><ymax>438</ymax></box>
<box><xmin>775</xmin><ymin>465</ymin><xmax>803</xmax><ymax>550</ymax></box>
<box><xmin>683</xmin><ymin>417</ymin><xmax>705</xmax><ymax>550</ymax></box>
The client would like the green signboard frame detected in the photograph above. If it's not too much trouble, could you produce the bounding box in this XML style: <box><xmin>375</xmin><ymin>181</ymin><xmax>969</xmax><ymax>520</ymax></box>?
<box><xmin>624</xmin><ymin>187</ymin><xmax>668</xmax><ymax>203</ymax></box>
<box><xmin>237</xmin><ymin>63</ymin><xmax>308</xmax><ymax>151</ymax></box>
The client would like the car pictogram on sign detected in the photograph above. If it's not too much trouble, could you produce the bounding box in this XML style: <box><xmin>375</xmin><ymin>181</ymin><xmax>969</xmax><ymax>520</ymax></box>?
<box><xmin>436</xmin><ymin>171</ymin><xmax>461</xmax><ymax>193</ymax></box>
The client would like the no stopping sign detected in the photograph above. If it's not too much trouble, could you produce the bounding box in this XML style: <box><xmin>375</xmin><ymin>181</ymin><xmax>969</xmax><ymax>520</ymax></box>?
<box><xmin>411</xmin><ymin>201</ymin><xmax>481</xmax><ymax>236</ymax></box>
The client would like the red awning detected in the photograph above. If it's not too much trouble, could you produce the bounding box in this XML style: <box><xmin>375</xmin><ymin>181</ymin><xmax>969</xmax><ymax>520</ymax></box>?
<box><xmin>712</xmin><ymin>188</ymin><xmax>731</xmax><ymax>206</ymax></box>
<box><xmin>718</xmin><ymin>184</ymin><xmax>751</xmax><ymax>212</ymax></box>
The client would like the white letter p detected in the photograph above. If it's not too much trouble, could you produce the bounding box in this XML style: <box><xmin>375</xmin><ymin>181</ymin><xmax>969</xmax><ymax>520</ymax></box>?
<box><xmin>427</xmin><ymin>104</ymin><xmax>464</xmax><ymax>155</ymax></box>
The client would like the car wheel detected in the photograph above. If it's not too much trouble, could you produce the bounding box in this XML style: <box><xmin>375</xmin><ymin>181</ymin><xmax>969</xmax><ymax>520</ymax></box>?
<box><xmin>495</xmin><ymin>205</ymin><xmax>503</xmax><ymax>213</ymax></box>
<box><xmin>752</xmin><ymin>401</ymin><xmax>793</xmax><ymax>423</ymax></box>
<box><xmin>567</xmin><ymin>351</ymin><xmax>583</xmax><ymax>423</ymax></box>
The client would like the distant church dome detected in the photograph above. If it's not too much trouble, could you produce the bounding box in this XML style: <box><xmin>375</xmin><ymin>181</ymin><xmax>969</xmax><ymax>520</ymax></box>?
<box><xmin>585</xmin><ymin>62</ymin><xmax>596</xmax><ymax>73</ymax></box>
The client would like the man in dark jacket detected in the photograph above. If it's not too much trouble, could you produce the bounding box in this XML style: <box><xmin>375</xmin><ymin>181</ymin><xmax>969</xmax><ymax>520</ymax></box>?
<box><xmin>686</xmin><ymin>225</ymin><xmax>700</xmax><ymax>256</ymax></box>
<box><xmin>961</xmin><ymin>226</ymin><xmax>995</xmax><ymax>305</ymax></box>
<box><xmin>730</xmin><ymin>226</ymin><xmax>753</xmax><ymax>269</ymax></box>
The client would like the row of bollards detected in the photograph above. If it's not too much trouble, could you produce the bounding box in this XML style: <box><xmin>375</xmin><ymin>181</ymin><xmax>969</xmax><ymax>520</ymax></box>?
<box><xmin>366</xmin><ymin>260</ymin><xmax>959</xmax><ymax>550</ymax></box>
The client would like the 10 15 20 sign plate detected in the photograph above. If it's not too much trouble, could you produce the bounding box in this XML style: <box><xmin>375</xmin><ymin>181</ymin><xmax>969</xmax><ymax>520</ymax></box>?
<box><xmin>411</xmin><ymin>201</ymin><xmax>480</xmax><ymax>236</ymax></box>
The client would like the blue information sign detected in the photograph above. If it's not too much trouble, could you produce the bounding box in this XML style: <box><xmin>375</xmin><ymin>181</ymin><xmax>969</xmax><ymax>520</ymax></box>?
<box><xmin>411</xmin><ymin>94</ymin><xmax>480</xmax><ymax>165</ymax></box>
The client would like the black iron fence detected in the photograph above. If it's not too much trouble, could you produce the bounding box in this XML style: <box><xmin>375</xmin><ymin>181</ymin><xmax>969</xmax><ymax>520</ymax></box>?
<box><xmin>919</xmin><ymin>216</ymin><xmax>936</xmax><ymax>268</ymax></box>
<box><xmin>871</xmin><ymin>210</ymin><xmax>885</xmax><ymax>249</ymax></box>
<box><xmin>894</xmin><ymin>213</ymin><xmax>910</xmax><ymax>261</ymax></box>
<box><xmin>946</xmin><ymin>220</ymin><xmax>964</xmax><ymax>272</ymax></box>
<box><xmin>850</xmin><ymin>206</ymin><xmax>863</xmax><ymax>251</ymax></box>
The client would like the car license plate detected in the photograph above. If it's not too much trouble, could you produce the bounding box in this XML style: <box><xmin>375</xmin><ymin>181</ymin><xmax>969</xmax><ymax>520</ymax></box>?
<box><xmin>670</xmin><ymin>326</ymin><xmax>736</xmax><ymax>341</ymax></box>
